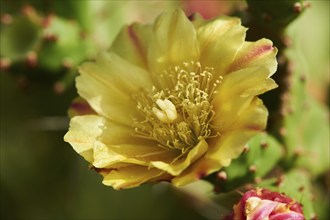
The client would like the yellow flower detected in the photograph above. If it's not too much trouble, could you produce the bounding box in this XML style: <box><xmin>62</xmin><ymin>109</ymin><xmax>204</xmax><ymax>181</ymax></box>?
<box><xmin>64</xmin><ymin>9</ymin><xmax>277</xmax><ymax>190</ymax></box>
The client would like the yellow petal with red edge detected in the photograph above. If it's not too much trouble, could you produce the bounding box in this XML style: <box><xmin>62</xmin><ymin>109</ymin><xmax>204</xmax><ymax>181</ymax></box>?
<box><xmin>102</xmin><ymin>165</ymin><xmax>165</xmax><ymax>190</ymax></box>
<box><xmin>150</xmin><ymin>138</ymin><xmax>208</xmax><ymax>176</ymax></box>
<box><xmin>148</xmin><ymin>9</ymin><xmax>199</xmax><ymax>74</ymax></box>
<box><xmin>197</xmin><ymin>17</ymin><xmax>247</xmax><ymax>76</ymax></box>
<box><xmin>228</xmin><ymin>38</ymin><xmax>277</xmax><ymax>74</ymax></box>
<box><xmin>110</xmin><ymin>23</ymin><xmax>151</xmax><ymax>69</ymax></box>
<box><xmin>77</xmin><ymin>52</ymin><xmax>152</xmax><ymax>126</ymax></box>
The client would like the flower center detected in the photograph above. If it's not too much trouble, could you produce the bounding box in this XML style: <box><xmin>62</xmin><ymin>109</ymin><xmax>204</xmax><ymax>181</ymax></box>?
<box><xmin>132</xmin><ymin>61</ymin><xmax>222</xmax><ymax>152</ymax></box>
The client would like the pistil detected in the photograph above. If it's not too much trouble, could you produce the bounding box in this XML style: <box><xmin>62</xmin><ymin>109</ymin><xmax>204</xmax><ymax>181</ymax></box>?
<box><xmin>152</xmin><ymin>99</ymin><xmax>178</xmax><ymax>123</ymax></box>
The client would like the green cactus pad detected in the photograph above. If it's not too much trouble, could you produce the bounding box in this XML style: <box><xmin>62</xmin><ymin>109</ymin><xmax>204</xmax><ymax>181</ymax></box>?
<box><xmin>247</xmin><ymin>0</ymin><xmax>308</xmax><ymax>29</ymax></box>
<box><xmin>0</xmin><ymin>15</ymin><xmax>40</xmax><ymax>61</ymax></box>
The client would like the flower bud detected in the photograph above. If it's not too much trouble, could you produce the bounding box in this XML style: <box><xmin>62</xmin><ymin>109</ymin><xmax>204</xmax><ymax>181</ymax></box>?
<box><xmin>224</xmin><ymin>188</ymin><xmax>304</xmax><ymax>220</ymax></box>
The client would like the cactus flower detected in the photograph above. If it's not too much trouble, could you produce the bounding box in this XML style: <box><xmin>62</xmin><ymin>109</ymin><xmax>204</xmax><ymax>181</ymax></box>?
<box><xmin>64</xmin><ymin>9</ymin><xmax>278</xmax><ymax>189</ymax></box>
<box><xmin>225</xmin><ymin>188</ymin><xmax>305</xmax><ymax>220</ymax></box>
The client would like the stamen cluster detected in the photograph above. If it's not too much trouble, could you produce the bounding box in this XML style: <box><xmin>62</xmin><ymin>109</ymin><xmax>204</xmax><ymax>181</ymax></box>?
<box><xmin>133</xmin><ymin>61</ymin><xmax>222</xmax><ymax>153</ymax></box>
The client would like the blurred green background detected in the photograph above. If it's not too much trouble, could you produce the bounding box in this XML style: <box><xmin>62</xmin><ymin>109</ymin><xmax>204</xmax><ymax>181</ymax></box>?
<box><xmin>0</xmin><ymin>1</ymin><xmax>329</xmax><ymax>219</ymax></box>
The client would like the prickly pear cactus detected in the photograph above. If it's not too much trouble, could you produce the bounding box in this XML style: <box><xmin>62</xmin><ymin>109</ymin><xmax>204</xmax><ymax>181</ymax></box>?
<box><xmin>0</xmin><ymin>1</ymin><xmax>328</xmax><ymax>220</ymax></box>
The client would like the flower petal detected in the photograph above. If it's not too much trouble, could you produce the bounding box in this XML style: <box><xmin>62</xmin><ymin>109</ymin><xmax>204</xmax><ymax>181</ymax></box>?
<box><xmin>197</xmin><ymin>17</ymin><xmax>247</xmax><ymax>76</ymax></box>
<box><xmin>67</xmin><ymin>115</ymin><xmax>170</xmax><ymax>167</ymax></box>
<box><xmin>230</xmin><ymin>98</ymin><xmax>268</xmax><ymax>132</ymax></box>
<box><xmin>212</xmin><ymin>66</ymin><xmax>277</xmax><ymax>131</ymax></box>
<box><xmin>209</xmin><ymin>98</ymin><xmax>268</xmax><ymax>167</ymax></box>
<box><xmin>92</xmin><ymin>142</ymin><xmax>178</xmax><ymax>169</ymax></box>
<box><xmin>96</xmin><ymin>124</ymin><xmax>178</xmax><ymax>169</ymax></box>
<box><xmin>150</xmin><ymin>138</ymin><xmax>208</xmax><ymax>176</ymax></box>
<box><xmin>214</xmin><ymin>131</ymin><xmax>259</xmax><ymax>167</ymax></box>
<box><xmin>101</xmin><ymin>165</ymin><xmax>165</xmax><ymax>190</ymax></box>
<box><xmin>77</xmin><ymin>52</ymin><xmax>152</xmax><ymax>125</ymax></box>
<box><xmin>64</xmin><ymin>115</ymin><xmax>103</xmax><ymax>163</ymax></box>
<box><xmin>172</xmin><ymin>157</ymin><xmax>220</xmax><ymax>187</ymax></box>
<box><xmin>228</xmin><ymin>38</ymin><xmax>277</xmax><ymax>74</ymax></box>
<box><xmin>110</xmin><ymin>23</ymin><xmax>151</xmax><ymax>69</ymax></box>
<box><xmin>148</xmin><ymin>9</ymin><xmax>199</xmax><ymax>73</ymax></box>
<box><xmin>65</xmin><ymin>115</ymin><xmax>176</xmax><ymax>169</ymax></box>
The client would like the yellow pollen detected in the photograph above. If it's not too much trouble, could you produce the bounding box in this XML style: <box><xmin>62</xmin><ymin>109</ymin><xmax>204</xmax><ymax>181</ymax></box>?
<box><xmin>152</xmin><ymin>99</ymin><xmax>178</xmax><ymax>123</ymax></box>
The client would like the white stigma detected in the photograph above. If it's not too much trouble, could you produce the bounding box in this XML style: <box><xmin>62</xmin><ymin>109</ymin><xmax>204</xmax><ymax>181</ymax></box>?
<box><xmin>152</xmin><ymin>99</ymin><xmax>177</xmax><ymax>123</ymax></box>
